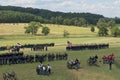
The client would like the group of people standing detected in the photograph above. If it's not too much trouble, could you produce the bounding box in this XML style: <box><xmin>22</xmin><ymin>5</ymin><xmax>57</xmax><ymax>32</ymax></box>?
<box><xmin>102</xmin><ymin>54</ymin><xmax>115</xmax><ymax>70</ymax></box>
<box><xmin>67</xmin><ymin>58</ymin><xmax>80</xmax><ymax>69</ymax></box>
<box><xmin>36</xmin><ymin>64</ymin><xmax>52</xmax><ymax>75</ymax></box>
<box><xmin>102</xmin><ymin>54</ymin><xmax>115</xmax><ymax>64</ymax></box>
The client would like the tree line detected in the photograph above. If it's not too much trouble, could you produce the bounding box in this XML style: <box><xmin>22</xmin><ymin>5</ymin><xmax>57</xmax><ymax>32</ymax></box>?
<box><xmin>0</xmin><ymin>5</ymin><xmax>120</xmax><ymax>26</ymax></box>
<box><xmin>0</xmin><ymin>11</ymin><xmax>45</xmax><ymax>23</ymax></box>
<box><xmin>0</xmin><ymin>5</ymin><xmax>105</xmax><ymax>25</ymax></box>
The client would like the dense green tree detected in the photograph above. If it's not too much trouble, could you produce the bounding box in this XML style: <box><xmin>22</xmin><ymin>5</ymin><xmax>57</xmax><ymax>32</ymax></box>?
<box><xmin>1</xmin><ymin>5</ymin><xmax>120</xmax><ymax>26</ymax></box>
<box><xmin>0</xmin><ymin>5</ymin><xmax>105</xmax><ymax>25</ymax></box>
<box><xmin>108</xmin><ymin>20</ymin><xmax>116</xmax><ymax>29</ymax></box>
<box><xmin>98</xmin><ymin>26</ymin><xmax>108</xmax><ymax>36</ymax></box>
<box><xmin>97</xmin><ymin>18</ymin><xmax>107</xmax><ymax>28</ymax></box>
<box><xmin>24</xmin><ymin>21</ymin><xmax>43</xmax><ymax>35</ymax></box>
<box><xmin>97</xmin><ymin>18</ymin><xmax>108</xmax><ymax>36</ymax></box>
<box><xmin>50</xmin><ymin>17</ymin><xmax>56</xmax><ymax>24</ymax></box>
<box><xmin>0</xmin><ymin>11</ymin><xmax>44</xmax><ymax>23</ymax></box>
<box><xmin>111</xmin><ymin>27</ymin><xmax>120</xmax><ymax>37</ymax></box>
<box><xmin>42</xmin><ymin>26</ymin><xmax>50</xmax><ymax>36</ymax></box>
<box><xmin>63</xmin><ymin>19</ymin><xmax>71</xmax><ymax>25</ymax></box>
<box><xmin>79</xmin><ymin>18</ymin><xmax>87</xmax><ymax>27</ymax></box>
<box><xmin>57</xmin><ymin>16</ymin><xmax>63</xmax><ymax>24</ymax></box>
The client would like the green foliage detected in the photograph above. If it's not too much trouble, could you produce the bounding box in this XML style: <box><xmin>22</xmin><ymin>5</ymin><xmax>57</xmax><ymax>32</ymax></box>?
<box><xmin>0</xmin><ymin>11</ymin><xmax>44</xmax><ymax>23</ymax></box>
<box><xmin>90</xmin><ymin>26</ymin><xmax>95</xmax><ymax>32</ymax></box>
<box><xmin>24</xmin><ymin>21</ymin><xmax>42</xmax><ymax>35</ymax></box>
<box><xmin>1</xmin><ymin>5</ymin><xmax>120</xmax><ymax>27</ymax></box>
<box><xmin>98</xmin><ymin>26</ymin><xmax>108</xmax><ymax>36</ymax></box>
<box><xmin>42</xmin><ymin>26</ymin><xmax>50</xmax><ymax>36</ymax></box>
<box><xmin>108</xmin><ymin>20</ymin><xmax>116</xmax><ymax>29</ymax></box>
<box><xmin>97</xmin><ymin>18</ymin><xmax>109</xmax><ymax>36</ymax></box>
<box><xmin>111</xmin><ymin>27</ymin><xmax>120</xmax><ymax>37</ymax></box>
<box><xmin>0</xmin><ymin>5</ymin><xmax>105</xmax><ymax>25</ymax></box>
<box><xmin>63</xmin><ymin>30</ymin><xmax>69</xmax><ymax>37</ymax></box>
<box><xmin>97</xmin><ymin>18</ymin><xmax>107</xmax><ymax>28</ymax></box>
<box><xmin>79</xmin><ymin>18</ymin><xmax>87</xmax><ymax>27</ymax></box>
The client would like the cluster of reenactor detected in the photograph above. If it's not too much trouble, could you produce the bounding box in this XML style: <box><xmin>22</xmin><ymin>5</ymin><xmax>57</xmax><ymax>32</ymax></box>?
<box><xmin>35</xmin><ymin>52</ymin><xmax>68</xmax><ymax>63</ymax></box>
<box><xmin>0</xmin><ymin>52</ymin><xmax>24</xmax><ymax>65</ymax></box>
<box><xmin>67</xmin><ymin>58</ymin><xmax>80</xmax><ymax>69</ymax></box>
<box><xmin>88</xmin><ymin>55</ymin><xmax>98</xmax><ymax>65</ymax></box>
<box><xmin>0</xmin><ymin>52</ymin><xmax>68</xmax><ymax>65</ymax></box>
<box><xmin>36</xmin><ymin>64</ymin><xmax>52</xmax><ymax>75</ymax></box>
<box><xmin>23</xmin><ymin>43</ymin><xmax>54</xmax><ymax>51</ymax></box>
<box><xmin>102</xmin><ymin>54</ymin><xmax>115</xmax><ymax>70</ymax></box>
<box><xmin>102</xmin><ymin>54</ymin><xmax>115</xmax><ymax>64</ymax></box>
<box><xmin>0</xmin><ymin>43</ymin><xmax>55</xmax><ymax>51</ymax></box>
<box><xmin>66</xmin><ymin>43</ymin><xmax>109</xmax><ymax>51</ymax></box>
<box><xmin>87</xmin><ymin>54</ymin><xmax>115</xmax><ymax>70</ymax></box>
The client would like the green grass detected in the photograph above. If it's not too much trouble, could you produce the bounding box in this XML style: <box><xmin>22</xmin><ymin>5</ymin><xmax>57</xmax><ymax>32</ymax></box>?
<box><xmin>1</xmin><ymin>47</ymin><xmax>120</xmax><ymax>80</ymax></box>
<box><xmin>0</xmin><ymin>23</ymin><xmax>120</xmax><ymax>80</ymax></box>
<box><xmin>0</xmin><ymin>23</ymin><xmax>98</xmax><ymax>35</ymax></box>
<box><xmin>0</xmin><ymin>36</ymin><xmax>120</xmax><ymax>48</ymax></box>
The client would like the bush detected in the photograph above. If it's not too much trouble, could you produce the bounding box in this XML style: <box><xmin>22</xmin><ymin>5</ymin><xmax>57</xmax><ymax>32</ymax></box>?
<box><xmin>91</xmin><ymin>26</ymin><xmax>95</xmax><ymax>32</ymax></box>
<box><xmin>63</xmin><ymin>30</ymin><xmax>69</xmax><ymax>37</ymax></box>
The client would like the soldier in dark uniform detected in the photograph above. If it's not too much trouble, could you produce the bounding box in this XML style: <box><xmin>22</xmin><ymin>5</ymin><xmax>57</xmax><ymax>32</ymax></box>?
<box><xmin>45</xmin><ymin>45</ymin><xmax>48</xmax><ymax>51</ymax></box>
<box><xmin>109</xmin><ymin>60</ymin><xmax>112</xmax><ymax>70</ymax></box>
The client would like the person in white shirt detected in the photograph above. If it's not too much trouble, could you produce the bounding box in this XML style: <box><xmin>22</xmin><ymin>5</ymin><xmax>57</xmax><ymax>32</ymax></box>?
<box><xmin>47</xmin><ymin>64</ymin><xmax>51</xmax><ymax>74</ymax></box>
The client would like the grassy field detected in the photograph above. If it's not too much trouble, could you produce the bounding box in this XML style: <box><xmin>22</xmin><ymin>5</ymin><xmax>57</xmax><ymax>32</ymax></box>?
<box><xmin>0</xmin><ymin>47</ymin><xmax>120</xmax><ymax>80</ymax></box>
<box><xmin>0</xmin><ymin>23</ymin><xmax>120</xmax><ymax>80</ymax></box>
<box><xmin>0</xmin><ymin>23</ymin><xmax>98</xmax><ymax>35</ymax></box>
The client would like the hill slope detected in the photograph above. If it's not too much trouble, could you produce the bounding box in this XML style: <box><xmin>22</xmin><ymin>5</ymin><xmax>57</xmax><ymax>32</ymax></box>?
<box><xmin>0</xmin><ymin>5</ymin><xmax>104</xmax><ymax>25</ymax></box>
<box><xmin>0</xmin><ymin>10</ymin><xmax>44</xmax><ymax>23</ymax></box>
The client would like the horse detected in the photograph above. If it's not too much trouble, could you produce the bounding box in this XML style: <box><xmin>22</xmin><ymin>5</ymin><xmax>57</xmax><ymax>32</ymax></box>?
<box><xmin>3</xmin><ymin>71</ymin><xmax>17</xmax><ymax>80</ymax></box>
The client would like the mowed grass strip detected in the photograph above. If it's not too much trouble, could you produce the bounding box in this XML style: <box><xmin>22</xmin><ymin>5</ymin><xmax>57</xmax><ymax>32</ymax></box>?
<box><xmin>0</xmin><ymin>36</ymin><xmax>120</xmax><ymax>47</ymax></box>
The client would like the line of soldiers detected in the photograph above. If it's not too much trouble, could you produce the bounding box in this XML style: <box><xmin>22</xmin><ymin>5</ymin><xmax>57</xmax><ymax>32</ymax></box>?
<box><xmin>66</xmin><ymin>43</ymin><xmax>109</xmax><ymax>51</ymax></box>
<box><xmin>0</xmin><ymin>52</ymin><xmax>24</xmax><ymax>65</ymax></box>
<box><xmin>35</xmin><ymin>53</ymin><xmax>68</xmax><ymax>63</ymax></box>
<box><xmin>0</xmin><ymin>43</ymin><xmax>55</xmax><ymax>51</ymax></box>
<box><xmin>0</xmin><ymin>52</ymin><xmax>68</xmax><ymax>65</ymax></box>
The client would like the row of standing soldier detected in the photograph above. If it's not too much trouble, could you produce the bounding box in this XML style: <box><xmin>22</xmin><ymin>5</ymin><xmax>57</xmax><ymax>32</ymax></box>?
<box><xmin>66</xmin><ymin>42</ymin><xmax>109</xmax><ymax>50</ymax></box>
<box><xmin>0</xmin><ymin>52</ymin><xmax>68</xmax><ymax>65</ymax></box>
<box><xmin>0</xmin><ymin>43</ymin><xmax>55</xmax><ymax>51</ymax></box>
